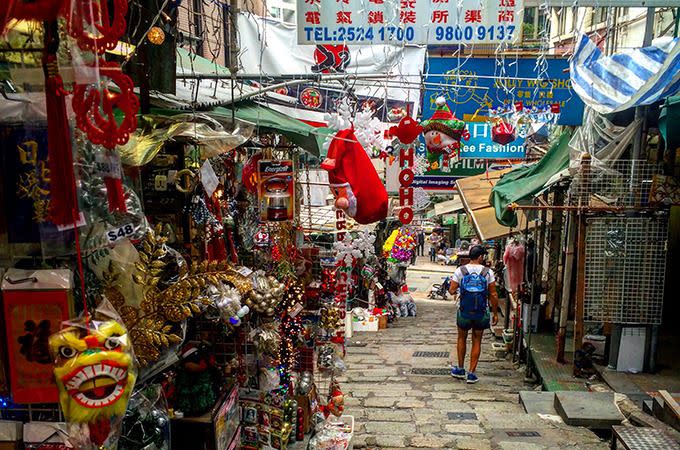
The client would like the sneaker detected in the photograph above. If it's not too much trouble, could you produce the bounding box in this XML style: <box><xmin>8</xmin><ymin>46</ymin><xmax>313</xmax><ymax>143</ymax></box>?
<box><xmin>451</xmin><ymin>366</ymin><xmax>466</xmax><ymax>379</ymax></box>
<box><xmin>466</xmin><ymin>372</ymin><xmax>479</xmax><ymax>384</ymax></box>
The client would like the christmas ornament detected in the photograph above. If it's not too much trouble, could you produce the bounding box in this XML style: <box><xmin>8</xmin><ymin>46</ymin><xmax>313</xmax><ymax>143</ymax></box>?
<box><xmin>491</xmin><ymin>118</ymin><xmax>517</xmax><ymax>145</ymax></box>
<box><xmin>72</xmin><ymin>60</ymin><xmax>139</xmax><ymax>150</ymax></box>
<box><xmin>146</xmin><ymin>26</ymin><xmax>165</xmax><ymax>45</ymax></box>
<box><xmin>388</xmin><ymin>116</ymin><xmax>423</xmax><ymax>145</ymax></box>
<box><xmin>321</xmin><ymin>381</ymin><xmax>344</xmax><ymax>418</ymax></box>
<box><xmin>321</xmin><ymin>128</ymin><xmax>388</xmax><ymax>224</ymax></box>
<box><xmin>412</xmin><ymin>154</ymin><xmax>430</xmax><ymax>176</ymax></box>
<box><xmin>119</xmin><ymin>385</ymin><xmax>170</xmax><ymax>450</ymax></box>
<box><xmin>323</xmin><ymin>98</ymin><xmax>384</xmax><ymax>157</ymax></box>
<box><xmin>48</xmin><ymin>305</ymin><xmax>137</xmax><ymax>449</ymax></box>
<box><xmin>252</xmin><ymin>322</ymin><xmax>280</xmax><ymax>357</ymax></box>
<box><xmin>103</xmin><ymin>225</ymin><xmax>253</xmax><ymax>366</ymax></box>
<box><xmin>421</xmin><ymin>97</ymin><xmax>469</xmax><ymax>172</ymax></box>
<box><xmin>243</xmin><ymin>273</ymin><xmax>286</xmax><ymax>315</ymax></box>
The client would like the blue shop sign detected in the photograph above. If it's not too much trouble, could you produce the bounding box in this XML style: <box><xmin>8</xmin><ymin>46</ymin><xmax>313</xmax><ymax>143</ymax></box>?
<box><xmin>423</xmin><ymin>57</ymin><xmax>584</xmax><ymax>126</ymax></box>
<box><xmin>460</xmin><ymin>122</ymin><xmax>525</xmax><ymax>159</ymax></box>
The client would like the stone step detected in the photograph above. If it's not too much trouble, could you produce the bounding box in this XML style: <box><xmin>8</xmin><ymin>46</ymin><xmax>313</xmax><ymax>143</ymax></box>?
<box><xmin>519</xmin><ymin>391</ymin><xmax>557</xmax><ymax>415</ymax></box>
<box><xmin>554</xmin><ymin>391</ymin><xmax>624</xmax><ymax>429</ymax></box>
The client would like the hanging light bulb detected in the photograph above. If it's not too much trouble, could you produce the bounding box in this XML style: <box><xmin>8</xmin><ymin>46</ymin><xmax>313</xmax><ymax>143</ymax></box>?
<box><xmin>147</xmin><ymin>26</ymin><xmax>166</xmax><ymax>45</ymax></box>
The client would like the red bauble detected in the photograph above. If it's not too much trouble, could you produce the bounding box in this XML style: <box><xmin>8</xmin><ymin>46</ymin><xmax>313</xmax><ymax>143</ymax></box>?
<box><xmin>72</xmin><ymin>60</ymin><xmax>139</xmax><ymax>149</ymax></box>
<box><xmin>66</xmin><ymin>0</ymin><xmax>128</xmax><ymax>54</ymax></box>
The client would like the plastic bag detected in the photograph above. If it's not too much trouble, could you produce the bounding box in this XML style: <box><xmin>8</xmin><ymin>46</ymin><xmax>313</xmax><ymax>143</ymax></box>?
<box><xmin>48</xmin><ymin>298</ymin><xmax>137</xmax><ymax>450</ymax></box>
<box><xmin>119</xmin><ymin>384</ymin><xmax>170</xmax><ymax>450</ymax></box>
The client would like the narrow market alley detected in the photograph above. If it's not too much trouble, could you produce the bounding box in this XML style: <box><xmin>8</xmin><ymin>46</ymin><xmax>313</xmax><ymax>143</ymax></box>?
<box><xmin>335</xmin><ymin>262</ymin><xmax>609</xmax><ymax>449</ymax></box>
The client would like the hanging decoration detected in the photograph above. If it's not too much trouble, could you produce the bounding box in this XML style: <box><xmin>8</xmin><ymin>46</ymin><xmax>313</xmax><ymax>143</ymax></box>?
<box><xmin>72</xmin><ymin>61</ymin><xmax>139</xmax><ymax>150</ymax></box>
<box><xmin>322</xmin><ymin>128</ymin><xmax>388</xmax><ymax>225</ymax></box>
<box><xmin>388</xmin><ymin>116</ymin><xmax>423</xmax><ymax>146</ymax></box>
<box><xmin>66</xmin><ymin>0</ymin><xmax>128</xmax><ymax>54</ymax></box>
<box><xmin>43</xmin><ymin>22</ymin><xmax>80</xmax><ymax>226</ymax></box>
<box><xmin>389</xmin><ymin>228</ymin><xmax>417</xmax><ymax>264</ymax></box>
<box><xmin>102</xmin><ymin>225</ymin><xmax>253</xmax><ymax>366</ymax></box>
<box><xmin>491</xmin><ymin>118</ymin><xmax>517</xmax><ymax>145</ymax></box>
<box><xmin>421</xmin><ymin>97</ymin><xmax>469</xmax><ymax>173</ymax></box>
<box><xmin>323</xmin><ymin>97</ymin><xmax>384</xmax><ymax>157</ymax></box>
<box><xmin>48</xmin><ymin>302</ymin><xmax>137</xmax><ymax>449</ymax></box>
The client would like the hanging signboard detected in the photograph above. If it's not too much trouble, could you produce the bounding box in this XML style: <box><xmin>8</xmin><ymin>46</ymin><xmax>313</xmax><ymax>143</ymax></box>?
<box><xmin>423</xmin><ymin>57</ymin><xmax>584</xmax><ymax>126</ymax></box>
<box><xmin>297</xmin><ymin>0</ymin><xmax>523</xmax><ymax>45</ymax></box>
<box><xmin>460</xmin><ymin>123</ymin><xmax>525</xmax><ymax>159</ymax></box>
<box><xmin>238</xmin><ymin>13</ymin><xmax>426</xmax><ymax>125</ymax></box>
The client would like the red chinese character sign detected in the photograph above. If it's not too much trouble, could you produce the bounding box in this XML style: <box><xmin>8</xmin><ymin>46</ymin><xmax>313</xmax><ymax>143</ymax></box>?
<box><xmin>297</xmin><ymin>0</ymin><xmax>523</xmax><ymax>44</ymax></box>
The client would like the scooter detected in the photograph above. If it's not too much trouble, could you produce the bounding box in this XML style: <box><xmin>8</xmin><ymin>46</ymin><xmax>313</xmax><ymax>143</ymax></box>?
<box><xmin>428</xmin><ymin>276</ymin><xmax>451</xmax><ymax>300</ymax></box>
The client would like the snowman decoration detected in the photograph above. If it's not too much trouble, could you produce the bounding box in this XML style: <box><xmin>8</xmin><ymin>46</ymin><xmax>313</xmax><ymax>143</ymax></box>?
<box><xmin>421</xmin><ymin>97</ymin><xmax>469</xmax><ymax>172</ymax></box>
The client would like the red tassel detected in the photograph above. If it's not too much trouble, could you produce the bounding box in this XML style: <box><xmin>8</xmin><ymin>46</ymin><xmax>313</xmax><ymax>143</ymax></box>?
<box><xmin>88</xmin><ymin>418</ymin><xmax>111</xmax><ymax>446</ymax></box>
<box><xmin>205</xmin><ymin>194</ymin><xmax>227</xmax><ymax>261</ymax></box>
<box><xmin>104</xmin><ymin>176</ymin><xmax>127</xmax><ymax>213</ymax></box>
<box><xmin>43</xmin><ymin>23</ymin><xmax>79</xmax><ymax>226</ymax></box>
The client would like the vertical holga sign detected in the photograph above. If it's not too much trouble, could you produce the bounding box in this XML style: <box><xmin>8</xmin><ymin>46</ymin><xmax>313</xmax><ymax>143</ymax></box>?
<box><xmin>398</xmin><ymin>144</ymin><xmax>415</xmax><ymax>225</ymax></box>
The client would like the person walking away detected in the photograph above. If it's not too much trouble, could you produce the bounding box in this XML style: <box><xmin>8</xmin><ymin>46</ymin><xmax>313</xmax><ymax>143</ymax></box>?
<box><xmin>428</xmin><ymin>232</ymin><xmax>441</xmax><ymax>262</ymax></box>
<box><xmin>417</xmin><ymin>229</ymin><xmax>425</xmax><ymax>257</ymax></box>
<box><xmin>448</xmin><ymin>245</ymin><xmax>498</xmax><ymax>383</ymax></box>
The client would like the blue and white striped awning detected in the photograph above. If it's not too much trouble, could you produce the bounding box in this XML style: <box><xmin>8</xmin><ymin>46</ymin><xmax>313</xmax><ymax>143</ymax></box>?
<box><xmin>570</xmin><ymin>34</ymin><xmax>680</xmax><ymax>114</ymax></box>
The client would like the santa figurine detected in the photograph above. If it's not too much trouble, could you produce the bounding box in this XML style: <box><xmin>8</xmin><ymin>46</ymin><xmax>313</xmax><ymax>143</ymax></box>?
<box><xmin>421</xmin><ymin>97</ymin><xmax>469</xmax><ymax>172</ymax></box>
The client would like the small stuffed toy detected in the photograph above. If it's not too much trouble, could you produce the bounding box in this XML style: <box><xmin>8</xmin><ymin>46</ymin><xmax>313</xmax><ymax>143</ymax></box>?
<box><xmin>421</xmin><ymin>97</ymin><xmax>469</xmax><ymax>172</ymax></box>
<box><xmin>322</xmin><ymin>381</ymin><xmax>344</xmax><ymax>418</ymax></box>
<box><xmin>321</xmin><ymin>128</ymin><xmax>388</xmax><ymax>224</ymax></box>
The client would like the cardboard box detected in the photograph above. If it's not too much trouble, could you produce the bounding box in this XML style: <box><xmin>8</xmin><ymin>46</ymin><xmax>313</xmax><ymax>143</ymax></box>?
<box><xmin>378</xmin><ymin>315</ymin><xmax>387</xmax><ymax>330</ymax></box>
<box><xmin>0</xmin><ymin>420</ymin><xmax>22</xmax><ymax>450</ymax></box>
<box><xmin>352</xmin><ymin>316</ymin><xmax>378</xmax><ymax>332</ymax></box>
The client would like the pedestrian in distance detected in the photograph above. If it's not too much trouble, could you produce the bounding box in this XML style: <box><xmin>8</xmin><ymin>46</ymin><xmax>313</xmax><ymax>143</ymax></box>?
<box><xmin>417</xmin><ymin>228</ymin><xmax>425</xmax><ymax>256</ymax></box>
<box><xmin>448</xmin><ymin>245</ymin><xmax>499</xmax><ymax>384</ymax></box>
<box><xmin>428</xmin><ymin>231</ymin><xmax>441</xmax><ymax>262</ymax></box>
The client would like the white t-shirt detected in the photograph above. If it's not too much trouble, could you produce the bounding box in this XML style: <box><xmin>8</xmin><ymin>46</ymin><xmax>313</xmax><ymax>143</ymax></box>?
<box><xmin>452</xmin><ymin>264</ymin><xmax>495</xmax><ymax>285</ymax></box>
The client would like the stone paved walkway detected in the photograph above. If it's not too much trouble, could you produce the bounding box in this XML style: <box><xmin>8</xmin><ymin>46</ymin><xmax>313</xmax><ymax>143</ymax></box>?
<box><xmin>339</xmin><ymin>297</ymin><xmax>610</xmax><ymax>450</ymax></box>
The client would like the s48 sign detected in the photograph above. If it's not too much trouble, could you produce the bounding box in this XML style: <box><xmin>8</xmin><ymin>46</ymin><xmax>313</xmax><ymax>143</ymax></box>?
<box><xmin>297</xmin><ymin>0</ymin><xmax>523</xmax><ymax>45</ymax></box>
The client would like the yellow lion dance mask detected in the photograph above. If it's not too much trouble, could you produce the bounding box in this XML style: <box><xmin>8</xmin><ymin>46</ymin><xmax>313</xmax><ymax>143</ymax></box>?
<box><xmin>49</xmin><ymin>320</ymin><xmax>136</xmax><ymax>424</ymax></box>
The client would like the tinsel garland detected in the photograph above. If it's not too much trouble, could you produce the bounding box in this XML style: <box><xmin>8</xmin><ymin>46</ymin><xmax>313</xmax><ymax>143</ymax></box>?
<box><xmin>278</xmin><ymin>282</ymin><xmax>304</xmax><ymax>387</ymax></box>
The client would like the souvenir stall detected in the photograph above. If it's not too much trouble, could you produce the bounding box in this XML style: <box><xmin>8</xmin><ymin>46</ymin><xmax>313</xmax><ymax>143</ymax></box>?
<box><xmin>0</xmin><ymin>19</ymin><xmax>386</xmax><ymax>450</ymax></box>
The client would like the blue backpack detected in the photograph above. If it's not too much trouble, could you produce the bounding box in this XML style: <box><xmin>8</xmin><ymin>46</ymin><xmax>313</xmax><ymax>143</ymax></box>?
<box><xmin>458</xmin><ymin>266</ymin><xmax>489</xmax><ymax>320</ymax></box>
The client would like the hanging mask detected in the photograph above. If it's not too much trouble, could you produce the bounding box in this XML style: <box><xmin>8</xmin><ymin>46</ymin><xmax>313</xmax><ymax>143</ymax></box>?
<box><xmin>49</xmin><ymin>313</ymin><xmax>136</xmax><ymax>449</ymax></box>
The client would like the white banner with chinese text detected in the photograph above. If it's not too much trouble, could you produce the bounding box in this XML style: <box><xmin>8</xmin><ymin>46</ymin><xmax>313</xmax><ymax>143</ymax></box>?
<box><xmin>237</xmin><ymin>13</ymin><xmax>426</xmax><ymax>124</ymax></box>
<box><xmin>297</xmin><ymin>0</ymin><xmax>523</xmax><ymax>45</ymax></box>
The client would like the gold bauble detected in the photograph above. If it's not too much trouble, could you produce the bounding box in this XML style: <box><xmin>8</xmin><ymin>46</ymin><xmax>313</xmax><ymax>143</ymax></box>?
<box><xmin>147</xmin><ymin>26</ymin><xmax>165</xmax><ymax>45</ymax></box>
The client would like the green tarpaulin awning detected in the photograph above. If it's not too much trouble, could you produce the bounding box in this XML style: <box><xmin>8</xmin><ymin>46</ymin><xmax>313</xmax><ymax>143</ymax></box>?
<box><xmin>490</xmin><ymin>131</ymin><xmax>572</xmax><ymax>228</ymax></box>
<box><xmin>213</xmin><ymin>103</ymin><xmax>332</xmax><ymax>157</ymax></box>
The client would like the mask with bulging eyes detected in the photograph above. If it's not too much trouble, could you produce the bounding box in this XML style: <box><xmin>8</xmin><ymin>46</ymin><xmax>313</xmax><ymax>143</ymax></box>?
<box><xmin>49</xmin><ymin>319</ymin><xmax>137</xmax><ymax>428</ymax></box>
